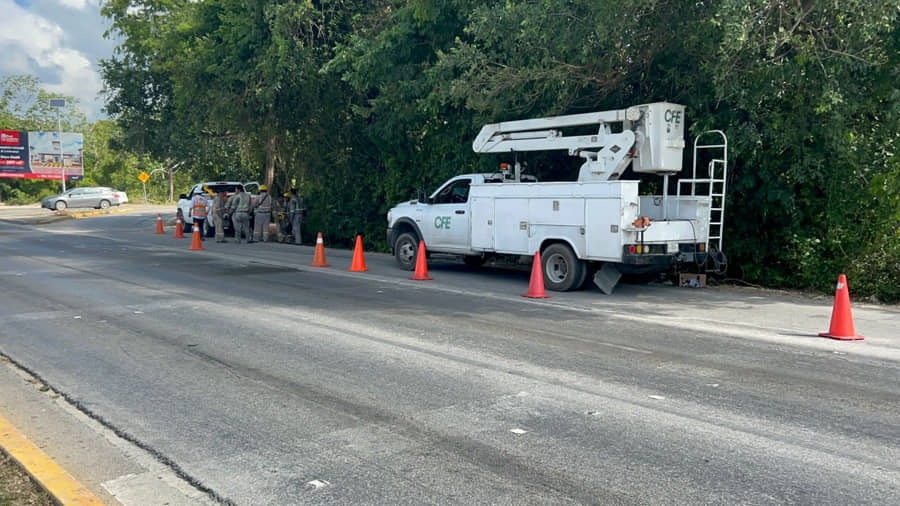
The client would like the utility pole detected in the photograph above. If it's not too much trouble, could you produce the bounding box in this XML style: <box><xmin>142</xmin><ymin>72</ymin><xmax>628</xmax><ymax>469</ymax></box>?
<box><xmin>49</xmin><ymin>98</ymin><xmax>67</xmax><ymax>192</ymax></box>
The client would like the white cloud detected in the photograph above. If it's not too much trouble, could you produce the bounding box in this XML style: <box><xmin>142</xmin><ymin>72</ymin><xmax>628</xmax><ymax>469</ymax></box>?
<box><xmin>58</xmin><ymin>0</ymin><xmax>89</xmax><ymax>10</ymax></box>
<box><xmin>0</xmin><ymin>0</ymin><xmax>116</xmax><ymax>121</ymax></box>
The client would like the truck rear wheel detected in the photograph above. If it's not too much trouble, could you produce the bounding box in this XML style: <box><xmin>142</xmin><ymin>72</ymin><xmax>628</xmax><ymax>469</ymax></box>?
<box><xmin>541</xmin><ymin>243</ymin><xmax>587</xmax><ymax>292</ymax></box>
<box><xmin>394</xmin><ymin>232</ymin><xmax>418</xmax><ymax>271</ymax></box>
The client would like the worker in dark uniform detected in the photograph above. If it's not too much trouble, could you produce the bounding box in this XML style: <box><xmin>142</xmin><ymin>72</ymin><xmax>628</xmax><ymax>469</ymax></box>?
<box><xmin>276</xmin><ymin>192</ymin><xmax>292</xmax><ymax>242</ymax></box>
<box><xmin>288</xmin><ymin>188</ymin><xmax>304</xmax><ymax>245</ymax></box>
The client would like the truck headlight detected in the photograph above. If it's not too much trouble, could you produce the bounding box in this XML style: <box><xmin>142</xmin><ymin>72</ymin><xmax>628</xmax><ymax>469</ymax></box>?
<box><xmin>387</xmin><ymin>210</ymin><xmax>392</xmax><ymax>223</ymax></box>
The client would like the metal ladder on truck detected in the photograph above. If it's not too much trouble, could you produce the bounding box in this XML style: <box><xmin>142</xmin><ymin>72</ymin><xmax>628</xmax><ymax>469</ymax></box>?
<box><xmin>678</xmin><ymin>130</ymin><xmax>728</xmax><ymax>273</ymax></box>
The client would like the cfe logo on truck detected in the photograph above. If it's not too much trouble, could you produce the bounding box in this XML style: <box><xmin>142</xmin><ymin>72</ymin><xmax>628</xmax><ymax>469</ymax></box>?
<box><xmin>434</xmin><ymin>216</ymin><xmax>451</xmax><ymax>229</ymax></box>
<box><xmin>665</xmin><ymin>109</ymin><xmax>682</xmax><ymax>125</ymax></box>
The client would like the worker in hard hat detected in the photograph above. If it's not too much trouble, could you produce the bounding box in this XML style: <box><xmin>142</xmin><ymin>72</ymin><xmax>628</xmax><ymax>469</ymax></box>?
<box><xmin>251</xmin><ymin>184</ymin><xmax>273</xmax><ymax>243</ymax></box>
<box><xmin>287</xmin><ymin>188</ymin><xmax>304</xmax><ymax>245</ymax></box>
<box><xmin>275</xmin><ymin>192</ymin><xmax>292</xmax><ymax>242</ymax></box>
<box><xmin>189</xmin><ymin>191</ymin><xmax>208</xmax><ymax>240</ymax></box>
<box><xmin>229</xmin><ymin>186</ymin><xmax>252</xmax><ymax>243</ymax></box>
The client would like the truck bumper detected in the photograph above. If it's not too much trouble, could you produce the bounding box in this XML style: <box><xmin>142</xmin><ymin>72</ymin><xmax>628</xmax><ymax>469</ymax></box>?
<box><xmin>621</xmin><ymin>251</ymin><xmax>708</xmax><ymax>267</ymax></box>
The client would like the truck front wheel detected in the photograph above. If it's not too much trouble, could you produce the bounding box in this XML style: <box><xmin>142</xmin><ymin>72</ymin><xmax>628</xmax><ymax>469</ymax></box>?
<box><xmin>394</xmin><ymin>233</ymin><xmax>419</xmax><ymax>271</ymax></box>
<box><xmin>541</xmin><ymin>243</ymin><xmax>587</xmax><ymax>292</ymax></box>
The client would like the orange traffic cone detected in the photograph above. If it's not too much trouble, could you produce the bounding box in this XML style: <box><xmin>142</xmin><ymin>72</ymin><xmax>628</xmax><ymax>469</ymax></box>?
<box><xmin>189</xmin><ymin>223</ymin><xmax>204</xmax><ymax>251</ymax></box>
<box><xmin>522</xmin><ymin>251</ymin><xmax>550</xmax><ymax>298</ymax></box>
<box><xmin>174</xmin><ymin>217</ymin><xmax>185</xmax><ymax>239</ymax></box>
<box><xmin>348</xmin><ymin>235</ymin><xmax>368</xmax><ymax>272</ymax></box>
<box><xmin>310</xmin><ymin>232</ymin><xmax>330</xmax><ymax>267</ymax></box>
<box><xmin>155</xmin><ymin>214</ymin><xmax>164</xmax><ymax>234</ymax></box>
<box><xmin>409</xmin><ymin>240</ymin><xmax>433</xmax><ymax>280</ymax></box>
<box><xmin>819</xmin><ymin>274</ymin><xmax>863</xmax><ymax>340</ymax></box>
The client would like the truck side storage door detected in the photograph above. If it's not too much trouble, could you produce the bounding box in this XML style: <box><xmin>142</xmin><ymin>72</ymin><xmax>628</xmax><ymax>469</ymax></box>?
<box><xmin>423</xmin><ymin>177</ymin><xmax>472</xmax><ymax>252</ymax></box>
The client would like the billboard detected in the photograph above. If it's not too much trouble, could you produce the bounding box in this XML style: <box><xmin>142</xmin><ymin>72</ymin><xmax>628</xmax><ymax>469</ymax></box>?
<box><xmin>0</xmin><ymin>130</ymin><xmax>84</xmax><ymax>181</ymax></box>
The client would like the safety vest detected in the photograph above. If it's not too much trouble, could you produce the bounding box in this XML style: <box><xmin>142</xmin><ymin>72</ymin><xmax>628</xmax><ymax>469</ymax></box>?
<box><xmin>255</xmin><ymin>193</ymin><xmax>272</xmax><ymax>213</ymax></box>
<box><xmin>191</xmin><ymin>195</ymin><xmax>208</xmax><ymax>218</ymax></box>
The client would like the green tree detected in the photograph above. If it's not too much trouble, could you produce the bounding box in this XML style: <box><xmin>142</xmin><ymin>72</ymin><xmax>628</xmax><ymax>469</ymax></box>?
<box><xmin>707</xmin><ymin>0</ymin><xmax>899</xmax><ymax>300</ymax></box>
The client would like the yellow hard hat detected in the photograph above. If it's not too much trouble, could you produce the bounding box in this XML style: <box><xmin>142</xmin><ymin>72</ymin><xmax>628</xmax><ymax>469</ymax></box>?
<box><xmin>259</xmin><ymin>185</ymin><xmax>268</xmax><ymax>191</ymax></box>
<box><xmin>283</xmin><ymin>192</ymin><xmax>290</xmax><ymax>198</ymax></box>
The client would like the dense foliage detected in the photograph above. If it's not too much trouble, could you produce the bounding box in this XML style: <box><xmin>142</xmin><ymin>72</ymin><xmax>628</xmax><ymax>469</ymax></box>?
<box><xmin>3</xmin><ymin>0</ymin><xmax>897</xmax><ymax>302</ymax></box>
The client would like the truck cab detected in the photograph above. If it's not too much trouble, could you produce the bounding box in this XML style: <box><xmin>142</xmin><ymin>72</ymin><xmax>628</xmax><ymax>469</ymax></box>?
<box><xmin>388</xmin><ymin>174</ymin><xmax>495</xmax><ymax>269</ymax></box>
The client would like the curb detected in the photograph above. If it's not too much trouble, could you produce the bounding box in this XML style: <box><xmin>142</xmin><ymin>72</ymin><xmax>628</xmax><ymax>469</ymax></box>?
<box><xmin>69</xmin><ymin>207</ymin><xmax>138</xmax><ymax>219</ymax></box>
<box><xmin>0</xmin><ymin>414</ymin><xmax>104</xmax><ymax>505</ymax></box>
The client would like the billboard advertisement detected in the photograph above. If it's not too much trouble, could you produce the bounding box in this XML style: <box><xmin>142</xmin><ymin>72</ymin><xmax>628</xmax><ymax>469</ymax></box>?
<box><xmin>0</xmin><ymin>130</ymin><xmax>84</xmax><ymax>181</ymax></box>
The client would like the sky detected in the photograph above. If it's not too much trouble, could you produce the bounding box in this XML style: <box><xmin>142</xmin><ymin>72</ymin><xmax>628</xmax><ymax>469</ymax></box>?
<box><xmin>1</xmin><ymin>0</ymin><xmax>117</xmax><ymax>121</ymax></box>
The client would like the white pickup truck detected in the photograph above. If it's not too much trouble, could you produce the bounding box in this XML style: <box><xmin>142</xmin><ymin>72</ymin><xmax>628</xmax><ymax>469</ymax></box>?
<box><xmin>386</xmin><ymin>102</ymin><xmax>727</xmax><ymax>293</ymax></box>
<box><xmin>177</xmin><ymin>181</ymin><xmax>259</xmax><ymax>236</ymax></box>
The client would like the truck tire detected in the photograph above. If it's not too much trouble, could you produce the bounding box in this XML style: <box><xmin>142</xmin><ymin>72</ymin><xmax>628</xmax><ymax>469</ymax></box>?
<box><xmin>394</xmin><ymin>232</ymin><xmax>419</xmax><ymax>271</ymax></box>
<box><xmin>541</xmin><ymin>243</ymin><xmax>587</xmax><ymax>292</ymax></box>
<box><xmin>203</xmin><ymin>219</ymin><xmax>214</xmax><ymax>237</ymax></box>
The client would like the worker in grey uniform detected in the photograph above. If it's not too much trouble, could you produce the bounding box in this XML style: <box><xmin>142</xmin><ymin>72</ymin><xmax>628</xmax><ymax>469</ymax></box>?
<box><xmin>252</xmin><ymin>185</ymin><xmax>273</xmax><ymax>242</ymax></box>
<box><xmin>230</xmin><ymin>187</ymin><xmax>253</xmax><ymax>244</ymax></box>
<box><xmin>224</xmin><ymin>190</ymin><xmax>238</xmax><ymax>231</ymax></box>
<box><xmin>211</xmin><ymin>190</ymin><xmax>228</xmax><ymax>242</ymax></box>
<box><xmin>288</xmin><ymin>188</ymin><xmax>304</xmax><ymax>245</ymax></box>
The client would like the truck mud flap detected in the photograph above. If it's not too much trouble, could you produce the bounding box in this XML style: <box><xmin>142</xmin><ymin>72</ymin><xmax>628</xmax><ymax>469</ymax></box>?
<box><xmin>593</xmin><ymin>263</ymin><xmax>622</xmax><ymax>295</ymax></box>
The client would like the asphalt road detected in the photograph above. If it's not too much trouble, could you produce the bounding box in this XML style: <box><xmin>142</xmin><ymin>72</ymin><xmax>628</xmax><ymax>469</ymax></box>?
<box><xmin>0</xmin><ymin>205</ymin><xmax>898</xmax><ymax>505</ymax></box>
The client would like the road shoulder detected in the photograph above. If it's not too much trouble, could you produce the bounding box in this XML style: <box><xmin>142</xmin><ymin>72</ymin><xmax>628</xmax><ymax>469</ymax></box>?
<box><xmin>0</xmin><ymin>355</ymin><xmax>213</xmax><ymax>505</ymax></box>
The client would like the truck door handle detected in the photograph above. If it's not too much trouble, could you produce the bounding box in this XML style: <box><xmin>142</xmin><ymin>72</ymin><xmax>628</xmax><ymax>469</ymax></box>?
<box><xmin>455</xmin><ymin>210</ymin><xmax>465</xmax><ymax>214</ymax></box>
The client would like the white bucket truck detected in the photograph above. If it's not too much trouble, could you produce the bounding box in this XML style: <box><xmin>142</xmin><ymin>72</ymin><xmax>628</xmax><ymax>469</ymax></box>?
<box><xmin>386</xmin><ymin>102</ymin><xmax>727</xmax><ymax>293</ymax></box>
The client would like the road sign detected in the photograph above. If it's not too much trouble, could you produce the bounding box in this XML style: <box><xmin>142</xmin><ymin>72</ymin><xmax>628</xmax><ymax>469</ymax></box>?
<box><xmin>49</xmin><ymin>99</ymin><xmax>67</xmax><ymax>108</ymax></box>
<box><xmin>138</xmin><ymin>171</ymin><xmax>150</xmax><ymax>183</ymax></box>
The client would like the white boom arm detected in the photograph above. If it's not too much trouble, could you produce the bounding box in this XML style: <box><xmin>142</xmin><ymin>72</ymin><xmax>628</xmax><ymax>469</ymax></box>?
<box><xmin>472</xmin><ymin>102</ymin><xmax>686</xmax><ymax>181</ymax></box>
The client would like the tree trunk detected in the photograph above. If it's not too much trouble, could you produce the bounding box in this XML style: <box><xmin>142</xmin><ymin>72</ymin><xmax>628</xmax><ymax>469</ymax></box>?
<box><xmin>168</xmin><ymin>167</ymin><xmax>175</xmax><ymax>202</ymax></box>
<box><xmin>265</xmin><ymin>135</ymin><xmax>276</xmax><ymax>188</ymax></box>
